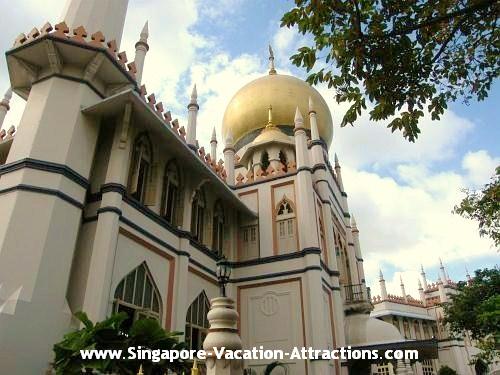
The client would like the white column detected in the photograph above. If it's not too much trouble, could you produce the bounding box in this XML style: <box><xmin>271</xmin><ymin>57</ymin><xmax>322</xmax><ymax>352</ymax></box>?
<box><xmin>0</xmin><ymin>87</ymin><xmax>12</xmax><ymax>128</ymax></box>
<box><xmin>186</xmin><ymin>84</ymin><xmax>198</xmax><ymax>147</ymax></box>
<box><xmin>134</xmin><ymin>21</ymin><xmax>149</xmax><ymax>85</ymax></box>
<box><xmin>61</xmin><ymin>0</ymin><xmax>129</xmax><ymax>49</ymax></box>
<box><xmin>308</xmin><ymin>96</ymin><xmax>324</xmax><ymax>166</ymax></box>
<box><xmin>223</xmin><ymin>132</ymin><xmax>235</xmax><ymax>186</ymax></box>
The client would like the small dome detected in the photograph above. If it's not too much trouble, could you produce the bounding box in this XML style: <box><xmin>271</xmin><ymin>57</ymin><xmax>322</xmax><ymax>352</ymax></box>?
<box><xmin>345</xmin><ymin>314</ymin><xmax>405</xmax><ymax>346</ymax></box>
<box><xmin>252</xmin><ymin>126</ymin><xmax>292</xmax><ymax>145</ymax></box>
<box><xmin>222</xmin><ymin>73</ymin><xmax>333</xmax><ymax>149</ymax></box>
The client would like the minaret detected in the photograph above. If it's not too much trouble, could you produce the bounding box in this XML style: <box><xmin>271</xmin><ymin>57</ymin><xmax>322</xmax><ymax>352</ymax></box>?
<box><xmin>293</xmin><ymin>106</ymin><xmax>330</xmax><ymax>374</ymax></box>
<box><xmin>223</xmin><ymin>131</ymin><xmax>235</xmax><ymax>186</ymax></box>
<box><xmin>210</xmin><ymin>127</ymin><xmax>218</xmax><ymax>161</ymax></box>
<box><xmin>418</xmin><ymin>279</ymin><xmax>426</xmax><ymax>304</ymax></box>
<box><xmin>420</xmin><ymin>264</ymin><xmax>428</xmax><ymax>290</ymax></box>
<box><xmin>308</xmin><ymin>96</ymin><xmax>324</xmax><ymax>167</ymax></box>
<box><xmin>400</xmin><ymin>275</ymin><xmax>408</xmax><ymax>302</ymax></box>
<box><xmin>379</xmin><ymin>270</ymin><xmax>388</xmax><ymax>300</ymax></box>
<box><xmin>134</xmin><ymin>21</ymin><xmax>149</xmax><ymax>85</ymax></box>
<box><xmin>186</xmin><ymin>84</ymin><xmax>199</xmax><ymax>148</ymax></box>
<box><xmin>334</xmin><ymin>153</ymin><xmax>345</xmax><ymax>192</ymax></box>
<box><xmin>61</xmin><ymin>0</ymin><xmax>129</xmax><ymax>49</ymax></box>
<box><xmin>465</xmin><ymin>266</ymin><xmax>472</xmax><ymax>283</ymax></box>
<box><xmin>439</xmin><ymin>258</ymin><xmax>448</xmax><ymax>285</ymax></box>
<box><xmin>0</xmin><ymin>87</ymin><xmax>12</xmax><ymax>129</ymax></box>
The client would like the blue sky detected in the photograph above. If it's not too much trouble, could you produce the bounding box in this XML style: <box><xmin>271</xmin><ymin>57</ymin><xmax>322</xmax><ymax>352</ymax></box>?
<box><xmin>0</xmin><ymin>0</ymin><xmax>498</xmax><ymax>297</ymax></box>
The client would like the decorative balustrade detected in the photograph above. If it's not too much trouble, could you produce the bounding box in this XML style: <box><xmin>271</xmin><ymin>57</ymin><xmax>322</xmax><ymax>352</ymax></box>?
<box><xmin>344</xmin><ymin>283</ymin><xmax>365</xmax><ymax>304</ymax></box>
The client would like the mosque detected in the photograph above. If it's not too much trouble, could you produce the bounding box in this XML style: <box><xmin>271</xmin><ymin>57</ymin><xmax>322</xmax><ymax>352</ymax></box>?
<box><xmin>0</xmin><ymin>1</ymin><xmax>482</xmax><ymax>374</ymax></box>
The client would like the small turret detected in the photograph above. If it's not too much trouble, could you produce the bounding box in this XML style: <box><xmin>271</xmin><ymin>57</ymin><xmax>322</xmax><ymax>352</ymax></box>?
<box><xmin>223</xmin><ymin>131</ymin><xmax>235</xmax><ymax>186</ymax></box>
<box><xmin>186</xmin><ymin>84</ymin><xmax>199</xmax><ymax>148</ymax></box>
<box><xmin>418</xmin><ymin>279</ymin><xmax>426</xmax><ymax>305</ymax></box>
<box><xmin>294</xmin><ymin>106</ymin><xmax>309</xmax><ymax>168</ymax></box>
<box><xmin>334</xmin><ymin>153</ymin><xmax>344</xmax><ymax>192</ymax></box>
<box><xmin>400</xmin><ymin>275</ymin><xmax>408</xmax><ymax>302</ymax></box>
<box><xmin>0</xmin><ymin>87</ymin><xmax>12</xmax><ymax>129</ymax></box>
<box><xmin>134</xmin><ymin>21</ymin><xmax>149</xmax><ymax>85</ymax></box>
<box><xmin>420</xmin><ymin>264</ymin><xmax>428</xmax><ymax>290</ymax></box>
<box><xmin>439</xmin><ymin>258</ymin><xmax>448</xmax><ymax>285</ymax></box>
<box><xmin>379</xmin><ymin>269</ymin><xmax>388</xmax><ymax>300</ymax></box>
<box><xmin>210</xmin><ymin>127</ymin><xmax>218</xmax><ymax>161</ymax></box>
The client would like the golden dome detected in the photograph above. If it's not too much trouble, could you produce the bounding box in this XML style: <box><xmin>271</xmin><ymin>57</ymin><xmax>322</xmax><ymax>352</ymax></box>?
<box><xmin>222</xmin><ymin>73</ymin><xmax>333</xmax><ymax>148</ymax></box>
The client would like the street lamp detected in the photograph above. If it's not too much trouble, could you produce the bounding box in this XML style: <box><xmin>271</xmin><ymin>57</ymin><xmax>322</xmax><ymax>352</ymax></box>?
<box><xmin>216</xmin><ymin>256</ymin><xmax>231</xmax><ymax>297</ymax></box>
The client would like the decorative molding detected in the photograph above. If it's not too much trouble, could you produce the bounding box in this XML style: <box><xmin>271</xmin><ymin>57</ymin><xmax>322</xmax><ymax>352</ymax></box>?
<box><xmin>0</xmin><ymin>184</ymin><xmax>83</xmax><ymax>209</ymax></box>
<box><xmin>228</xmin><ymin>265</ymin><xmax>322</xmax><ymax>283</ymax></box>
<box><xmin>0</xmin><ymin>158</ymin><xmax>89</xmax><ymax>189</ymax></box>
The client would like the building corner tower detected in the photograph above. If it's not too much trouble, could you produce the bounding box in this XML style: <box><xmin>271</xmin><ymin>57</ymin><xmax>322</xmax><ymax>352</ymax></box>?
<box><xmin>0</xmin><ymin>0</ymin><xmax>130</xmax><ymax>373</ymax></box>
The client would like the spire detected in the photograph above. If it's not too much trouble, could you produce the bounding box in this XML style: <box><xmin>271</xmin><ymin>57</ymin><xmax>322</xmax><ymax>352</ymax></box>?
<box><xmin>466</xmin><ymin>266</ymin><xmax>472</xmax><ymax>281</ymax></box>
<box><xmin>400</xmin><ymin>275</ymin><xmax>407</xmax><ymax>301</ymax></box>
<box><xmin>334</xmin><ymin>153</ymin><xmax>340</xmax><ymax>167</ymax></box>
<box><xmin>134</xmin><ymin>20</ymin><xmax>150</xmax><ymax>85</ymax></box>
<box><xmin>225</xmin><ymin>130</ymin><xmax>234</xmax><ymax>147</ymax></box>
<box><xmin>379</xmin><ymin>269</ymin><xmax>388</xmax><ymax>299</ymax></box>
<box><xmin>268</xmin><ymin>44</ymin><xmax>277</xmax><ymax>75</ymax></box>
<box><xmin>418</xmin><ymin>279</ymin><xmax>423</xmax><ymax>290</ymax></box>
<box><xmin>0</xmin><ymin>87</ymin><xmax>12</xmax><ymax>128</ymax></box>
<box><xmin>308</xmin><ymin>96</ymin><xmax>315</xmax><ymax>113</ymax></box>
<box><xmin>439</xmin><ymin>257</ymin><xmax>448</xmax><ymax>284</ymax></box>
<box><xmin>294</xmin><ymin>106</ymin><xmax>304</xmax><ymax>128</ymax></box>
<box><xmin>140</xmin><ymin>21</ymin><xmax>149</xmax><ymax>42</ymax></box>
<box><xmin>308</xmin><ymin>96</ymin><xmax>321</xmax><ymax>141</ymax></box>
<box><xmin>210</xmin><ymin>127</ymin><xmax>217</xmax><ymax>161</ymax></box>
<box><xmin>186</xmin><ymin>84</ymin><xmax>199</xmax><ymax>147</ymax></box>
<box><xmin>62</xmin><ymin>0</ymin><xmax>129</xmax><ymax>49</ymax></box>
<box><xmin>211</xmin><ymin>127</ymin><xmax>217</xmax><ymax>143</ymax></box>
<box><xmin>190</xmin><ymin>84</ymin><xmax>198</xmax><ymax>106</ymax></box>
<box><xmin>351</xmin><ymin>215</ymin><xmax>358</xmax><ymax>230</ymax></box>
<box><xmin>420</xmin><ymin>264</ymin><xmax>428</xmax><ymax>290</ymax></box>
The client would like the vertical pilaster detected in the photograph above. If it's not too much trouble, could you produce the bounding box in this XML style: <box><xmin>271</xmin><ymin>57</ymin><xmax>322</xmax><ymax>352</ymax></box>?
<box><xmin>81</xmin><ymin>104</ymin><xmax>132</xmax><ymax>321</ymax></box>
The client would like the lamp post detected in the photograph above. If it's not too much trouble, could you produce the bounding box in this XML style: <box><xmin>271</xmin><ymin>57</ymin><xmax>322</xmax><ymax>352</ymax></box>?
<box><xmin>216</xmin><ymin>256</ymin><xmax>231</xmax><ymax>297</ymax></box>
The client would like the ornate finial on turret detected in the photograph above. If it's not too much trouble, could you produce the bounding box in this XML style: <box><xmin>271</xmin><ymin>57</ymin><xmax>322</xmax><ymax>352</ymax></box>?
<box><xmin>134</xmin><ymin>21</ymin><xmax>150</xmax><ymax>85</ymax></box>
<box><xmin>267</xmin><ymin>104</ymin><xmax>274</xmax><ymax>127</ymax></box>
<box><xmin>334</xmin><ymin>153</ymin><xmax>340</xmax><ymax>167</ymax></box>
<box><xmin>190</xmin><ymin>84</ymin><xmax>198</xmax><ymax>106</ymax></box>
<box><xmin>268</xmin><ymin>44</ymin><xmax>277</xmax><ymax>75</ymax></box>
<box><xmin>294</xmin><ymin>106</ymin><xmax>303</xmax><ymax>128</ymax></box>
<box><xmin>140</xmin><ymin>21</ymin><xmax>149</xmax><ymax>42</ymax></box>
<box><xmin>211</xmin><ymin>127</ymin><xmax>217</xmax><ymax>142</ymax></box>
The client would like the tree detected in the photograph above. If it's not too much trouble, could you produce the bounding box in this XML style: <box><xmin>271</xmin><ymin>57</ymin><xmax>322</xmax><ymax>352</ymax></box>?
<box><xmin>443</xmin><ymin>268</ymin><xmax>500</xmax><ymax>365</ymax></box>
<box><xmin>280</xmin><ymin>0</ymin><xmax>499</xmax><ymax>141</ymax></box>
<box><xmin>453</xmin><ymin>166</ymin><xmax>500</xmax><ymax>249</ymax></box>
<box><xmin>53</xmin><ymin>311</ymin><xmax>188</xmax><ymax>375</ymax></box>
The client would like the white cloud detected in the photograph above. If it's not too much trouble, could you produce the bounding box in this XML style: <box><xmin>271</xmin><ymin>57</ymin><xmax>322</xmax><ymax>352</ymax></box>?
<box><xmin>349</xmin><ymin>151</ymin><xmax>498</xmax><ymax>297</ymax></box>
<box><xmin>462</xmin><ymin>150</ymin><xmax>499</xmax><ymax>187</ymax></box>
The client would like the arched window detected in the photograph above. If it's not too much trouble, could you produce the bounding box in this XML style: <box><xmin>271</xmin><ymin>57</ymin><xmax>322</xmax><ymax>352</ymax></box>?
<box><xmin>185</xmin><ymin>291</ymin><xmax>210</xmax><ymax>350</ymax></box>
<box><xmin>279</xmin><ymin>150</ymin><xmax>287</xmax><ymax>172</ymax></box>
<box><xmin>212</xmin><ymin>201</ymin><xmax>224</xmax><ymax>255</ymax></box>
<box><xmin>275</xmin><ymin>197</ymin><xmax>296</xmax><ymax>254</ymax></box>
<box><xmin>191</xmin><ymin>188</ymin><xmax>206</xmax><ymax>242</ymax></box>
<box><xmin>261</xmin><ymin>151</ymin><xmax>270</xmax><ymax>172</ymax></box>
<box><xmin>129</xmin><ymin>133</ymin><xmax>152</xmax><ymax>203</ymax></box>
<box><xmin>113</xmin><ymin>262</ymin><xmax>162</xmax><ymax>331</ymax></box>
<box><xmin>161</xmin><ymin>160</ymin><xmax>179</xmax><ymax>224</ymax></box>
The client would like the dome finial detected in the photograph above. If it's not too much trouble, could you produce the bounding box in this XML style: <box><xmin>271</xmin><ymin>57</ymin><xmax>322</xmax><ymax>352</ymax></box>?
<box><xmin>268</xmin><ymin>44</ymin><xmax>277</xmax><ymax>75</ymax></box>
<box><xmin>267</xmin><ymin>104</ymin><xmax>274</xmax><ymax>127</ymax></box>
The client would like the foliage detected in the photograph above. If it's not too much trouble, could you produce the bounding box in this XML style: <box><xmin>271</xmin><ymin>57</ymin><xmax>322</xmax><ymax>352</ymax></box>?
<box><xmin>454</xmin><ymin>166</ymin><xmax>500</xmax><ymax>248</ymax></box>
<box><xmin>281</xmin><ymin>0</ymin><xmax>499</xmax><ymax>141</ymax></box>
<box><xmin>53</xmin><ymin>311</ymin><xmax>188</xmax><ymax>375</ymax></box>
<box><xmin>443</xmin><ymin>268</ymin><xmax>500</xmax><ymax>364</ymax></box>
<box><xmin>438</xmin><ymin>365</ymin><xmax>458</xmax><ymax>375</ymax></box>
